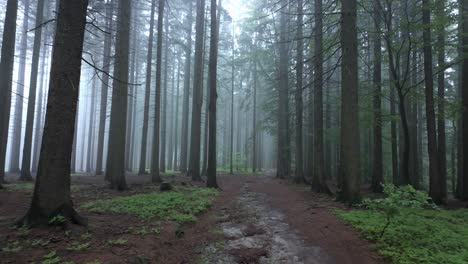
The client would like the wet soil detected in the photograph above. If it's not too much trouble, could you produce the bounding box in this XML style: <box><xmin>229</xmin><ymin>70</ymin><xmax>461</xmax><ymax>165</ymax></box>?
<box><xmin>0</xmin><ymin>172</ymin><xmax>384</xmax><ymax>264</ymax></box>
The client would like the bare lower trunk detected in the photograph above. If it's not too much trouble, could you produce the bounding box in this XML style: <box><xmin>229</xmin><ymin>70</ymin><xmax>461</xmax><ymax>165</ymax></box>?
<box><xmin>18</xmin><ymin>0</ymin><xmax>89</xmax><ymax>227</ymax></box>
<box><xmin>105</xmin><ymin>0</ymin><xmax>131</xmax><ymax>191</ymax></box>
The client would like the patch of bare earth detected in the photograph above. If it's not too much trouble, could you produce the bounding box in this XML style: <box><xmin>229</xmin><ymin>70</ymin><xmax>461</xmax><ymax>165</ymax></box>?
<box><xmin>1</xmin><ymin>173</ymin><xmax>385</xmax><ymax>263</ymax></box>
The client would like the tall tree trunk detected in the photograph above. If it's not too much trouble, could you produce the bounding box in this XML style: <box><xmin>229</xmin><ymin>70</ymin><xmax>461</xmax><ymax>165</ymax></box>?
<box><xmin>436</xmin><ymin>0</ymin><xmax>447</xmax><ymax>198</ymax></box>
<box><xmin>312</xmin><ymin>0</ymin><xmax>329</xmax><ymax>193</ymax></box>
<box><xmin>160</xmin><ymin>14</ymin><xmax>169</xmax><ymax>173</ymax></box>
<box><xmin>20</xmin><ymin>0</ymin><xmax>46</xmax><ymax>181</ymax></box>
<box><xmin>174</xmin><ymin>63</ymin><xmax>181</xmax><ymax>170</ymax></box>
<box><xmin>390</xmin><ymin>73</ymin><xmax>399</xmax><ymax>185</ymax></box>
<box><xmin>86</xmin><ymin>78</ymin><xmax>97</xmax><ymax>172</ymax></box>
<box><xmin>96</xmin><ymin>1</ymin><xmax>114</xmax><ymax>176</ymax></box>
<box><xmin>188</xmin><ymin>0</ymin><xmax>206</xmax><ymax>181</ymax></box>
<box><xmin>0</xmin><ymin>0</ymin><xmax>18</xmax><ymax>184</ymax></box>
<box><xmin>168</xmin><ymin>62</ymin><xmax>176</xmax><ymax>171</ymax></box>
<box><xmin>371</xmin><ymin>0</ymin><xmax>383</xmax><ymax>193</ymax></box>
<box><xmin>276</xmin><ymin>0</ymin><xmax>290</xmax><ymax>179</ymax></box>
<box><xmin>138</xmin><ymin>0</ymin><xmax>156</xmax><ymax>175</ymax></box>
<box><xmin>151</xmin><ymin>0</ymin><xmax>165</xmax><ymax>183</ymax></box>
<box><xmin>230</xmin><ymin>22</ymin><xmax>235</xmax><ymax>175</ymax></box>
<box><xmin>18</xmin><ymin>0</ymin><xmax>89</xmax><ymax>227</ymax></box>
<box><xmin>126</xmin><ymin>7</ymin><xmax>137</xmax><ymax>173</ymax></box>
<box><xmin>294</xmin><ymin>0</ymin><xmax>304</xmax><ymax>183</ymax></box>
<box><xmin>460</xmin><ymin>0</ymin><xmax>468</xmax><ymax>200</ymax></box>
<box><xmin>10</xmin><ymin>0</ymin><xmax>30</xmax><ymax>173</ymax></box>
<box><xmin>105</xmin><ymin>0</ymin><xmax>131</xmax><ymax>190</ymax></box>
<box><xmin>338</xmin><ymin>0</ymin><xmax>361</xmax><ymax>203</ymax></box>
<box><xmin>206</xmin><ymin>0</ymin><xmax>219</xmax><ymax>188</ymax></box>
<box><xmin>423</xmin><ymin>0</ymin><xmax>445</xmax><ymax>204</ymax></box>
<box><xmin>252</xmin><ymin>47</ymin><xmax>258</xmax><ymax>173</ymax></box>
<box><xmin>180</xmin><ymin>0</ymin><xmax>194</xmax><ymax>173</ymax></box>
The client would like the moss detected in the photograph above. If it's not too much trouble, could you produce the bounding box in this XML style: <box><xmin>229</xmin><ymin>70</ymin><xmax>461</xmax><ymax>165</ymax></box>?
<box><xmin>336</xmin><ymin>208</ymin><xmax>468</xmax><ymax>264</ymax></box>
<box><xmin>82</xmin><ymin>186</ymin><xmax>218</xmax><ymax>223</ymax></box>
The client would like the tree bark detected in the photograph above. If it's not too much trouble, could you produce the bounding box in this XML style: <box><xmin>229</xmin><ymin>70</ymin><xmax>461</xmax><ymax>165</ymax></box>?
<box><xmin>18</xmin><ymin>0</ymin><xmax>89</xmax><ymax>227</ymax></box>
<box><xmin>180</xmin><ymin>1</ymin><xmax>194</xmax><ymax>173</ymax></box>
<box><xmin>338</xmin><ymin>0</ymin><xmax>361</xmax><ymax>204</ymax></box>
<box><xmin>188</xmin><ymin>0</ymin><xmax>206</xmax><ymax>181</ymax></box>
<box><xmin>160</xmin><ymin>14</ymin><xmax>170</xmax><ymax>173</ymax></box>
<box><xmin>206</xmin><ymin>0</ymin><xmax>219</xmax><ymax>188</ymax></box>
<box><xmin>105</xmin><ymin>0</ymin><xmax>131</xmax><ymax>191</ymax></box>
<box><xmin>19</xmin><ymin>0</ymin><xmax>46</xmax><ymax>182</ymax></box>
<box><xmin>0</xmin><ymin>0</ymin><xmax>18</xmax><ymax>183</ymax></box>
<box><xmin>423</xmin><ymin>0</ymin><xmax>445</xmax><ymax>204</ymax></box>
<box><xmin>138</xmin><ymin>0</ymin><xmax>156</xmax><ymax>175</ymax></box>
<box><xmin>460</xmin><ymin>0</ymin><xmax>468</xmax><ymax>200</ymax></box>
<box><xmin>151</xmin><ymin>0</ymin><xmax>166</xmax><ymax>183</ymax></box>
<box><xmin>294</xmin><ymin>0</ymin><xmax>304</xmax><ymax>183</ymax></box>
<box><xmin>10</xmin><ymin>0</ymin><xmax>30</xmax><ymax>173</ymax></box>
<box><xmin>436</xmin><ymin>0</ymin><xmax>447</xmax><ymax>199</ymax></box>
<box><xmin>371</xmin><ymin>0</ymin><xmax>383</xmax><ymax>193</ymax></box>
<box><xmin>276</xmin><ymin>0</ymin><xmax>290</xmax><ymax>179</ymax></box>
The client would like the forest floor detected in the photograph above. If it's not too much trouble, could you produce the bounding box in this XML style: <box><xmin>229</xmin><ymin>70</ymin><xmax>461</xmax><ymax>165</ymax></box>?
<box><xmin>0</xmin><ymin>172</ymin><xmax>385</xmax><ymax>264</ymax></box>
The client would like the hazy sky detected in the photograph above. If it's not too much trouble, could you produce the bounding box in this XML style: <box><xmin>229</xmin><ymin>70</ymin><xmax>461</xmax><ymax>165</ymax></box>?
<box><xmin>224</xmin><ymin>0</ymin><xmax>249</xmax><ymax>21</ymax></box>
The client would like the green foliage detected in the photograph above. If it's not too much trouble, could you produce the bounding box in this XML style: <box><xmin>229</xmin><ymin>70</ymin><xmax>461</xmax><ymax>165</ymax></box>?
<box><xmin>82</xmin><ymin>187</ymin><xmax>218</xmax><ymax>223</ymax></box>
<box><xmin>360</xmin><ymin>184</ymin><xmax>436</xmax><ymax>237</ymax></box>
<box><xmin>17</xmin><ymin>226</ymin><xmax>31</xmax><ymax>237</ymax></box>
<box><xmin>48</xmin><ymin>215</ymin><xmax>66</xmax><ymax>226</ymax></box>
<box><xmin>337</xmin><ymin>185</ymin><xmax>468</xmax><ymax>264</ymax></box>
<box><xmin>30</xmin><ymin>239</ymin><xmax>50</xmax><ymax>247</ymax></box>
<box><xmin>107</xmin><ymin>238</ymin><xmax>128</xmax><ymax>246</ymax></box>
<box><xmin>42</xmin><ymin>251</ymin><xmax>61</xmax><ymax>264</ymax></box>
<box><xmin>1</xmin><ymin>241</ymin><xmax>22</xmax><ymax>252</ymax></box>
<box><xmin>66</xmin><ymin>241</ymin><xmax>90</xmax><ymax>251</ymax></box>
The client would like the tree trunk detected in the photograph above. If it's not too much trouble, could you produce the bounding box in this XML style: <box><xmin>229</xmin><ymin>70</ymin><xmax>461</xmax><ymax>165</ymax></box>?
<box><xmin>19</xmin><ymin>0</ymin><xmax>46</xmax><ymax>181</ymax></box>
<box><xmin>294</xmin><ymin>0</ymin><xmax>304</xmax><ymax>183</ymax></box>
<box><xmin>86</xmin><ymin>78</ymin><xmax>97</xmax><ymax>172</ymax></box>
<box><xmin>206</xmin><ymin>0</ymin><xmax>219</xmax><ymax>188</ymax></box>
<box><xmin>188</xmin><ymin>0</ymin><xmax>206</xmax><ymax>181</ymax></box>
<box><xmin>151</xmin><ymin>0</ymin><xmax>165</xmax><ymax>183</ymax></box>
<box><xmin>460</xmin><ymin>0</ymin><xmax>468</xmax><ymax>200</ymax></box>
<box><xmin>160</xmin><ymin>14</ymin><xmax>170</xmax><ymax>173</ymax></box>
<box><xmin>230</xmin><ymin>22</ymin><xmax>235</xmax><ymax>175</ymax></box>
<box><xmin>276</xmin><ymin>0</ymin><xmax>290</xmax><ymax>179</ymax></box>
<box><xmin>96</xmin><ymin>1</ymin><xmax>114</xmax><ymax>176</ymax></box>
<box><xmin>423</xmin><ymin>0</ymin><xmax>445</xmax><ymax>204</ymax></box>
<box><xmin>312</xmin><ymin>0</ymin><xmax>329</xmax><ymax>193</ymax></box>
<box><xmin>436</xmin><ymin>0</ymin><xmax>447</xmax><ymax>198</ymax></box>
<box><xmin>105</xmin><ymin>0</ymin><xmax>131</xmax><ymax>191</ymax></box>
<box><xmin>0</xmin><ymin>0</ymin><xmax>18</xmax><ymax>183</ymax></box>
<box><xmin>174</xmin><ymin>63</ymin><xmax>181</xmax><ymax>170</ymax></box>
<box><xmin>371</xmin><ymin>0</ymin><xmax>383</xmax><ymax>193</ymax></box>
<box><xmin>138</xmin><ymin>0</ymin><xmax>156</xmax><ymax>175</ymax></box>
<box><xmin>18</xmin><ymin>0</ymin><xmax>89</xmax><ymax>227</ymax></box>
<box><xmin>10</xmin><ymin>0</ymin><xmax>29</xmax><ymax>173</ymax></box>
<box><xmin>338</xmin><ymin>0</ymin><xmax>361</xmax><ymax>204</ymax></box>
<box><xmin>180</xmin><ymin>1</ymin><xmax>194</xmax><ymax>173</ymax></box>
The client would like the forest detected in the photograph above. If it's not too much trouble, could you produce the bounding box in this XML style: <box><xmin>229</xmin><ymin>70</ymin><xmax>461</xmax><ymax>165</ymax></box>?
<box><xmin>0</xmin><ymin>0</ymin><xmax>467</xmax><ymax>263</ymax></box>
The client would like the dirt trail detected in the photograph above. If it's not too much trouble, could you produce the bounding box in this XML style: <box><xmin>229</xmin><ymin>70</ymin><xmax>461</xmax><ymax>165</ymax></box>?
<box><xmin>203</xmin><ymin>173</ymin><xmax>383</xmax><ymax>264</ymax></box>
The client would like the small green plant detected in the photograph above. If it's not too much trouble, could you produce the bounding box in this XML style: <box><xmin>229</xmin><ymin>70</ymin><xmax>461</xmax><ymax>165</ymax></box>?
<box><xmin>82</xmin><ymin>187</ymin><xmax>218</xmax><ymax>223</ymax></box>
<box><xmin>17</xmin><ymin>226</ymin><xmax>30</xmax><ymax>237</ymax></box>
<box><xmin>67</xmin><ymin>241</ymin><xmax>90</xmax><ymax>251</ymax></box>
<box><xmin>48</xmin><ymin>215</ymin><xmax>66</xmax><ymax>226</ymax></box>
<box><xmin>2</xmin><ymin>240</ymin><xmax>22</xmax><ymax>252</ymax></box>
<box><xmin>107</xmin><ymin>238</ymin><xmax>128</xmax><ymax>246</ymax></box>
<box><xmin>85</xmin><ymin>261</ymin><xmax>103</xmax><ymax>264</ymax></box>
<box><xmin>360</xmin><ymin>184</ymin><xmax>435</xmax><ymax>238</ymax></box>
<box><xmin>30</xmin><ymin>239</ymin><xmax>50</xmax><ymax>247</ymax></box>
<box><xmin>80</xmin><ymin>232</ymin><xmax>92</xmax><ymax>240</ymax></box>
<box><xmin>42</xmin><ymin>251</ymin><xmax>61</xmax><ymax>264</ymax></box>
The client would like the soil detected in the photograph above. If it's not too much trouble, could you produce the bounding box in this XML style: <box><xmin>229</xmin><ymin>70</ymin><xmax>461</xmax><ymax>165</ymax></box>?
<box><xmin>0</xmin><ymin>172</ymin><xmax>385</xmax><ymax>264</ymax></box>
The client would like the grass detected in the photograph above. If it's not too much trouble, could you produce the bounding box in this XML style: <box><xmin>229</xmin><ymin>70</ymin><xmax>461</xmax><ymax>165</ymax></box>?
<box><xmin>3</xmin><ymin>183</ymin><xmax>82</xmax><ymax>192</ymax></box>
<box><xmin>82</xmin><ymin>186</ymin><xmax>218</xmax><ymax>223</ymax></box>
<box><xmin>336</xmin><ymin>208</ymin><xmax>468</xmax><ymax>264</ymax></box>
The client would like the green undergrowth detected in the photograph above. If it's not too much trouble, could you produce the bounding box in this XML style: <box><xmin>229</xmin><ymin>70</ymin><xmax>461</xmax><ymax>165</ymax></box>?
<box><xmin>82</xmin><ymin>186</ymin><xmax>219</xmax><ymax>223</ymax></box>
<box><xmin>336</xmin><ymin>186</ymin><xmax>468</xmax><ymax>264</ymax></box>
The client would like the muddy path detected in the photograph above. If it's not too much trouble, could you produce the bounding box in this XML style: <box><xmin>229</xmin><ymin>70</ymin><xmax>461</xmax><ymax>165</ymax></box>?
<box><xmin>0</xmin><ymin>173</ymin><xmax>384</xmax><ymax>263</ymax></box>
<box><xmin>203</xmin><ymin>173</ymin><xmax>384</xmax><ymax>264</ymax></box>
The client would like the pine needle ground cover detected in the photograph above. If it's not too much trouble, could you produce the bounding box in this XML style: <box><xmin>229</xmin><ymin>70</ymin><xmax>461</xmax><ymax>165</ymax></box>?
<box><xmin>82</xmin><ymin>187</ymin><xmax>219</xmax><ymax>223</ymax></box>
<box><xmin>337</xmin><ymin>206</ymin><xmax>468</xmax><ymax>264</ymax></box>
